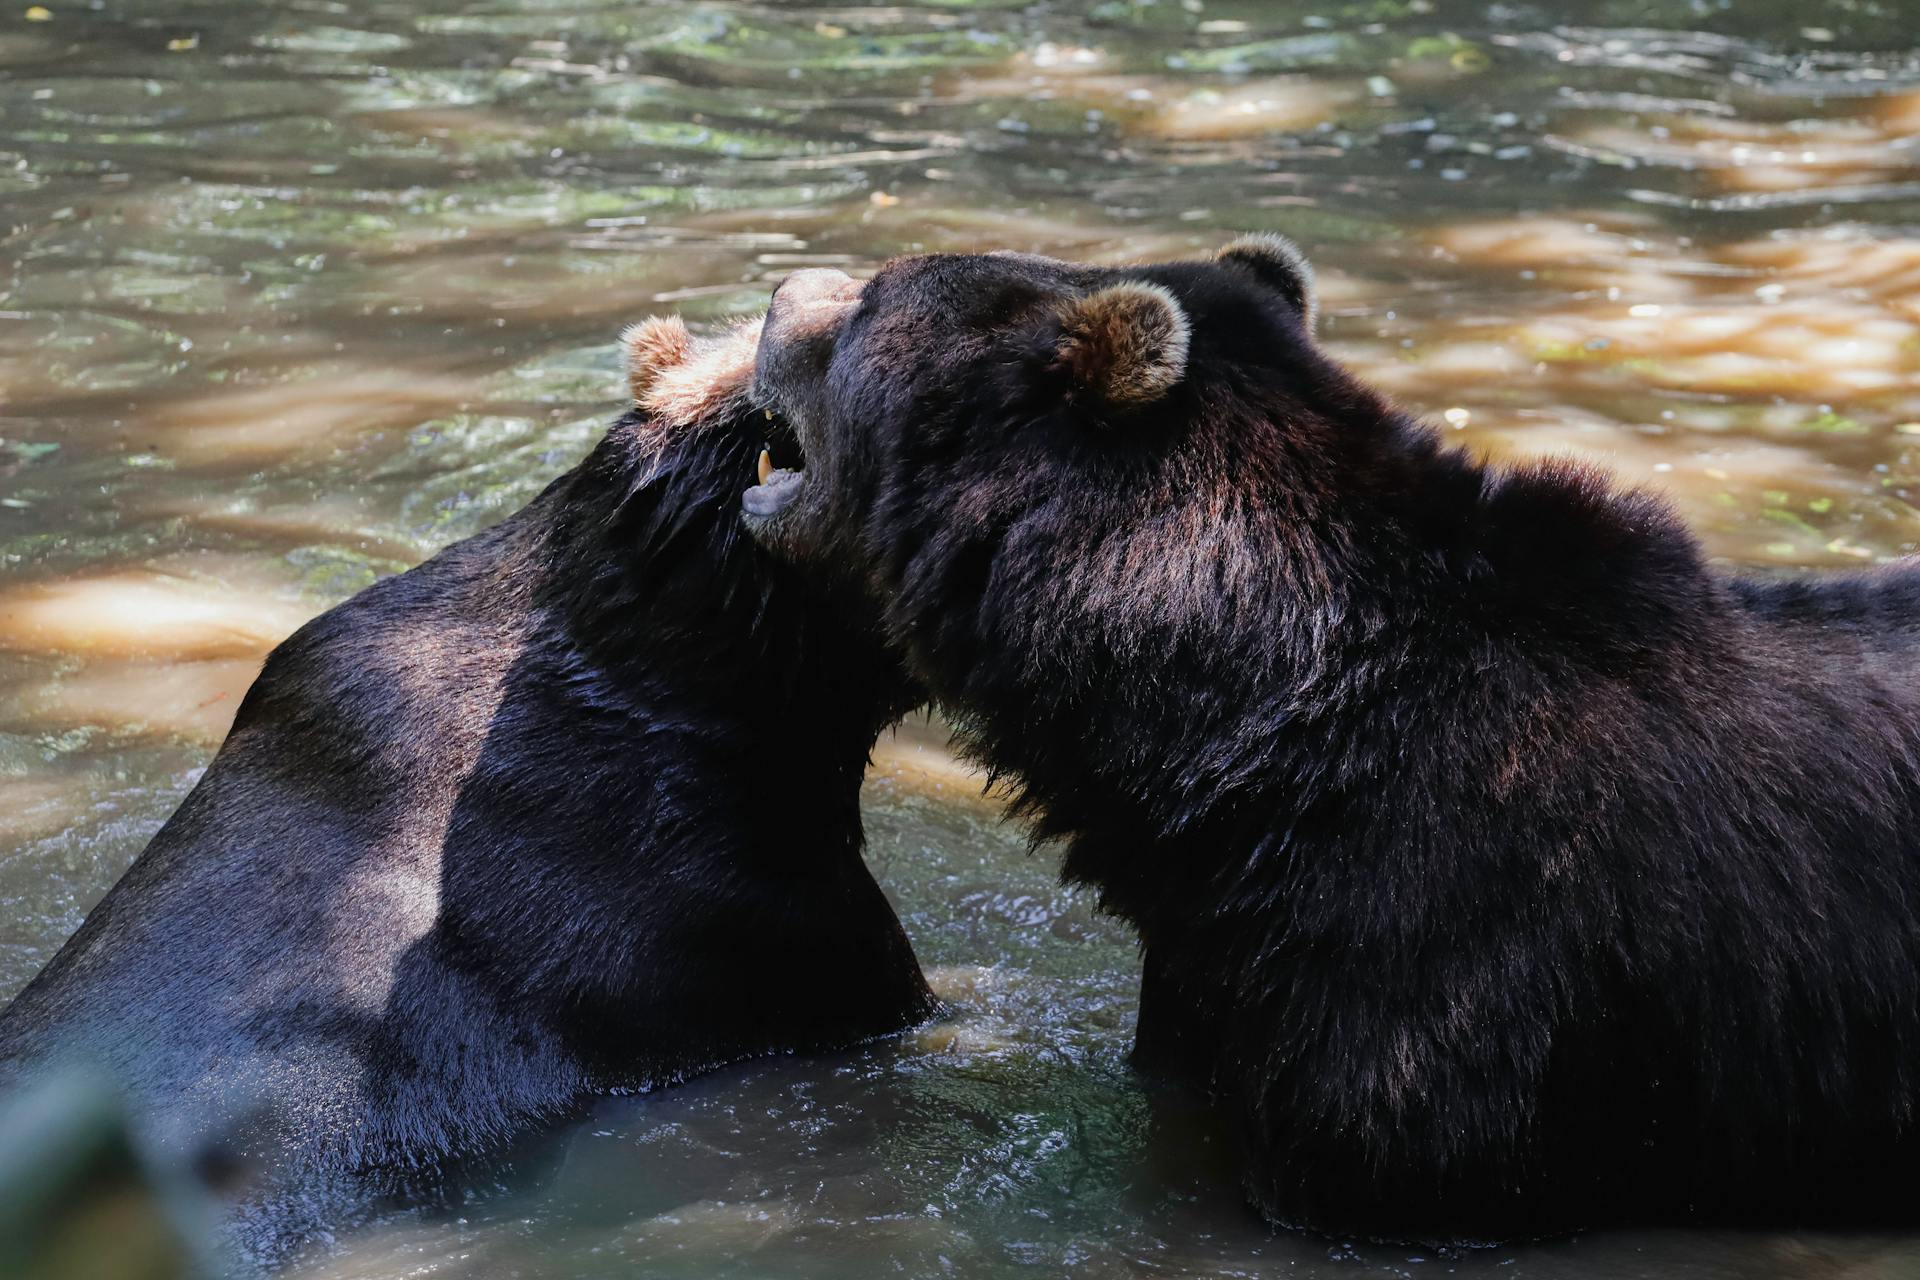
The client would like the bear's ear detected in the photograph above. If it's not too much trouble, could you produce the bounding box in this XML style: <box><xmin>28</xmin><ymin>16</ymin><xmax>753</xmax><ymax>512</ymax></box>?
<box><xmin>633</xmin><ymin>314</ymin><xmax>765</xmax><ymax>426</ymax></box>
<box><xmin>1217</xmin><ymin>233</ymin><xmax>1317</xmax><ymax>331</ymax></box>
<box><xmin>621</xmin><ymin>314</ymin><xmax>693</xmax><ymax>404</ymax></box>
<box><xmin>1053</xmin><ymin>282</ymin><xmax>1191</xmax><ymax>411</ymax></box>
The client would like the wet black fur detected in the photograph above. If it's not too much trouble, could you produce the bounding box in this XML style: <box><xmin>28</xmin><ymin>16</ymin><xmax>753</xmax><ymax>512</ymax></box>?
<box><xmin>751</xmin><ymin>249</ymin><xmax>1920</xmax><ymax>1241</ymax></box>
<box><xmin>0</xmin><ymin>398</ymin><xmax>935</xmax><ymax>1185</ymax></box>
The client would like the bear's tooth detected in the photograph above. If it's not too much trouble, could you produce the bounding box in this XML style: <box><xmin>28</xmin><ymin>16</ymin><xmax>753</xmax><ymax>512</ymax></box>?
<box><xmin>758</xmin><ymin>448</ymin><xmax>773</xmax><ymax>485</ymax></box>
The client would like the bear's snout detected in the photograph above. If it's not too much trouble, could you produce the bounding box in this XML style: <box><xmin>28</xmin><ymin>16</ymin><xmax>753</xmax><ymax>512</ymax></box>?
<box><xmin>766</xmin><ymin>268</ymin><xmax>863</xmax><ymax>339</ymax></box>
<box><xmin>755</xmin><ymin>268</ymin><xmax>863</xmax><ymax>435</ymax></box>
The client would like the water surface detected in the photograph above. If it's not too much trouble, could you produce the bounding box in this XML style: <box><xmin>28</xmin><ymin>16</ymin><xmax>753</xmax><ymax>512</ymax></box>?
<box><xmin>2</xmin><ymin>0</ymin><xmax>1919</xmax><ymax>1274</ymax></box>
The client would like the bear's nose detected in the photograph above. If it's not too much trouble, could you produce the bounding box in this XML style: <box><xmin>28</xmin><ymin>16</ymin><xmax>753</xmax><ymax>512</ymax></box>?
<box><xmin>766</xmin><ymin>268</ymin><xmax>863</xmax><ymax>341</ymax></box>
<box><xmin>772</xmin><ymin>267</ymin><xmax>861</xmax><ymax>307</ymax></box>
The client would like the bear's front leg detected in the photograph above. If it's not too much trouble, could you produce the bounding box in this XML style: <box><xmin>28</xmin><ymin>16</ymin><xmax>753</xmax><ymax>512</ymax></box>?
<box><xmin>1130</xmin><ymin>941</ymin><xmax>1227</xmax><ymax>1097</ymax></box>
<box><xmin>1219</xmin><ymin>934</ymin><xmax>1579</xmax><ymax>1243</ymax></box>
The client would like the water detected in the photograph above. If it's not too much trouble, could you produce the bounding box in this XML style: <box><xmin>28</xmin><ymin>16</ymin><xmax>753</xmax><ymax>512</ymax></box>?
<box><xmin>2</xmin><ymin>0</ymin><xmax>1919</xmax><ymax>1274</ymax></box>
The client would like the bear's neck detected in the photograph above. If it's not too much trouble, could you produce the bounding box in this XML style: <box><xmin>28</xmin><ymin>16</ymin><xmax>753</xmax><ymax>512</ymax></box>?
<box><xmin>384</xmin><ymin>415</ymin><xmax>926</xmax><ymax>1073</ymax></box>
<box><xmin>537</xmin><ymin>413</ymin><xmax>907</xmax><ymax>778</ymax></box>
<box><xmin>902</xmin><ymin>402</ymin><xmax>1724</xmax><ymax>928</ymax></box>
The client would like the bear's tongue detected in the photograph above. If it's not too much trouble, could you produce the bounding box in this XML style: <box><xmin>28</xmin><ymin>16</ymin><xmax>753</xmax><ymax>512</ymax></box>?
<box><xmin>744</xmin><ymin>466</ymin><xmax>803</xmax><ymax>517</ymax></box>
<box><xmin>746</xmin><ymin>410</ymin><xmax>806</xmax><ymax>517</ymax></box>
<box><xmin>741</xmin><ymin>404</ymin><xmax>802</xmax><ymax>514</ymax></box>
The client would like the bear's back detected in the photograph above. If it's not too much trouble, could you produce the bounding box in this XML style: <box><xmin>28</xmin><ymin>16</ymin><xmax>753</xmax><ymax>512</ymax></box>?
<box><xmin>0</xmin><ymin>491</ymin><xmax>583</xmax><ymax>1160</ymax></box>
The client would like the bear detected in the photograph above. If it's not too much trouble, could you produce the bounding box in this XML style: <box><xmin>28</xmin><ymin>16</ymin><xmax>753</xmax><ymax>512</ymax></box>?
<box><xmin>738</xmin><ymin>242</ymin><xmax>1920</xmax><ymax>1242</ymax></box>
<box><xmin>0</xmin><ymin>315</ymin><xmax>936</xmax><ymax>1216</ymax></box>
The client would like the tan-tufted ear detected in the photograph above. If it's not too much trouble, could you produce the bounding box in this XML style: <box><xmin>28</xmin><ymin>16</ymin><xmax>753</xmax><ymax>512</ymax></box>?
<box><xmin>1217</xmin><ymin>232</ymin><xmax>1317</xmax><ymax>330</ymax></box>
<box><xmin>637</xmin><ymin>314</ymin><xmax>765</xmax><ymax>428</ymax></box>
<box><xmin>621</xmin><ymin>315</ymin><xmax>693</xmax><ymax>404</ymax></box>
<box><xmin>1054</xmin><ymin>282</ymin><xmax>1191</xmax><ymax>411</ymax></box>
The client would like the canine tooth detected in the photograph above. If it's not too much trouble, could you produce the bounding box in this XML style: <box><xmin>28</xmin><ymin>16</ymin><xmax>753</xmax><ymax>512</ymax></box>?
<box><xmin>758</xmin><ymin>448</ymin><xmax>773</xmax><ymax>485</ymax></box>
<box><xmin>764</xmin><ymin>409</ymin><xmax>774</xmax><ymax>421</ymax></box>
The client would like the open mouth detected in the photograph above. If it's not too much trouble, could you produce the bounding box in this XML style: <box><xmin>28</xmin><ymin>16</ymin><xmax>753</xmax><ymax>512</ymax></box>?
<box><xmin>744</xmin><ymin>406</ymin><xmax>806</xmax><ymax>519</ymax></box>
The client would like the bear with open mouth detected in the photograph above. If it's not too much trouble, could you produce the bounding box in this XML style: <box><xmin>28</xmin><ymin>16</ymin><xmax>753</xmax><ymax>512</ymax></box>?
<box><xmin>741</xmin><ymin>240</ymin><xmax>1920</xmax><ymax>1241</ymax></box>
<box><xmin>0</xmin><ymin>315</ymin><xmax>937</xmax><ymax>1209</ymax></box>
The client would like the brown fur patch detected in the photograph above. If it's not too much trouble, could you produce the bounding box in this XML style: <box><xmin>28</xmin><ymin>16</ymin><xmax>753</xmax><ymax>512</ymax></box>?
<box><xmin>1055</xmin><ymin>282</ymin><xmax>1191</xmax><ymax>409</ymax></box>
<box><xmin>618</xmin><ymin>314</ymin><xmax>766</xmax><ymax>431</ymax></box>
<box><xmin>622</xmin><ymin>315</ymin><xmax>694</xmax><ymax>404</ymax></box>
<box><xmin>640</xmin><ymin>315</ymin><xmax>765</xmax><ymax>429</ymax></box>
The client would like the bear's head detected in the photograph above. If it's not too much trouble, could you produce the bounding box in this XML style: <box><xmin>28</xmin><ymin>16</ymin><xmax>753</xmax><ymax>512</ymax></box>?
<box><xmin>738</xmin><ymin>238</ymin><xmax>1396</xmax><ymax>695</ymax></box>
<box><xmin>597</xmin><ymin>310</ymin><xmax>921</xmax><ymax>750</ymax></box>
<box><xmin>737</xmin><ymin>238</ymin><xmax>1695</xmax><ymax>825</ymax></box>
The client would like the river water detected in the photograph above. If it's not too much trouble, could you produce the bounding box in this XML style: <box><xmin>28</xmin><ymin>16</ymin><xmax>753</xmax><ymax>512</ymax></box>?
<box><xmin>2</xmin><ymin>0</ymin><xmax>1918</xmax><ymax>1275</ymax></box>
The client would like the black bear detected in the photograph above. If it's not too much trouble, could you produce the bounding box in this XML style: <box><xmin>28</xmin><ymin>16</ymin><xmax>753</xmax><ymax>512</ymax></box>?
<box><xmin>0</xmin><ymin>316</ymin><xmax>935</xmax><ymax>1188</ymax></box>
<box><xmin>741</xmin><ymin>243</ymin><xmax>1920</xmax><ymax>1241</ymax></box>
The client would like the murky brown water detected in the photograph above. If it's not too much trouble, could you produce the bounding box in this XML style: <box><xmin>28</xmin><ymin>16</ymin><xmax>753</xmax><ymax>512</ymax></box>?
<box><xmin>3</xmin><ymin>0</ymin><xmax>1920</xmax><ymax>1275</ymax></box>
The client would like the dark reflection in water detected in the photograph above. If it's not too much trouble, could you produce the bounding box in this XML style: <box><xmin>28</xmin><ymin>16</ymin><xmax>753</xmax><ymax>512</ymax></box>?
<box><xmin>1</xmin><ymin>0</ymin><xmax>1918</xmax><ymax>1275</ymax></box>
